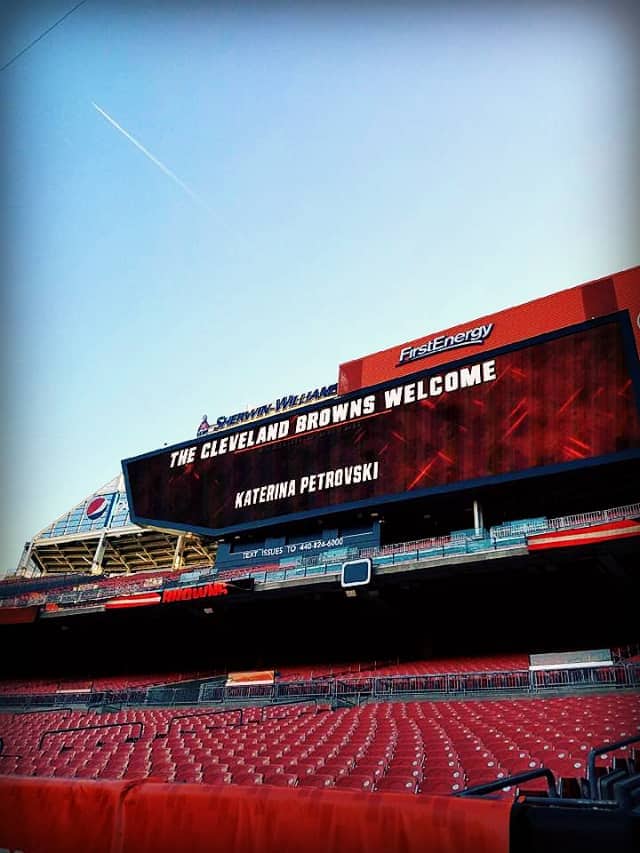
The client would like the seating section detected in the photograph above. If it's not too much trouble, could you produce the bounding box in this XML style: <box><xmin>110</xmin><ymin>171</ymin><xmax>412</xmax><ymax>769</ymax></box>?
<box><xmin>611</xmin><ymin>645</ymin><xmax>640</xmax><ymax>663</ymax></box>
<box><xmin>0</xmin><ymin>653</ymin><xmax>532</xmax><ymax>697</ymax></box>
<box><xmin>0</xmin><ymin>671</ymin><xmax>219</xmax><ymax>696</ymax></box>
<box><xmin>1</xmin><ymin>694</ymin><xmax>637</xmax><ymax>796</ymax></box>
<box><xmin>353</xmin><ymin>654</ymin><xmax>530</xmax><ymax>678</ymax></box>
<box><xmin>3</xmin><ymin>649</ymin><xmax>634</xmax><ymax>703</ymax></box>
<box><xmin>275</xmin><ymin>654</ymin><xmax>530</xmax><ymax>683</ymax></box>
<box><xmin>275</xmin><ymin>662</ymin><xmax>382</xmax><ymax>681</ymax></box>
<box><xmin>216</xmin><ymin>563</ymin><xmax>284</xmax><ymax>582</ymax></box>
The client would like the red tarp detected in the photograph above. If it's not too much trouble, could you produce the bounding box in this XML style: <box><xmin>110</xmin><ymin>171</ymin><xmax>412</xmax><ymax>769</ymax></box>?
<box><xmin>0</xmin><ymin>776</ymin><xmax>125</xmax><ymax>852</ymax></box>
<box><xmin>0</xmin><ymin>776</ymin><xmax>511</xmax><ymax>853</ymax></box>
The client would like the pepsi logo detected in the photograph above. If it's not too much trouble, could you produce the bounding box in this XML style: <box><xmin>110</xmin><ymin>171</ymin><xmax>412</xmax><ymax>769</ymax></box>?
<box><xmin>86</xmin><ymin>496</ymin><xmax>108</xmax><ymax>520</ymax></box>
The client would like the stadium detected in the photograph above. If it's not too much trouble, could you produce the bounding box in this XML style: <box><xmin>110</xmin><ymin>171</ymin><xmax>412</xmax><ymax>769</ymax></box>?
<box><xmin>1</xmin><ymin>265</ymin><xmax>639</xmax><ymax>852</ymax></box>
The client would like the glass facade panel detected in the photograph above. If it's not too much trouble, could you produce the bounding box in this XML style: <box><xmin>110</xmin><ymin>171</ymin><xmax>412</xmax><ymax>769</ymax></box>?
<box><xmin>37</xmin><ymin>493</ymin><xmax>117</xmax><ymax>540</ymax></box>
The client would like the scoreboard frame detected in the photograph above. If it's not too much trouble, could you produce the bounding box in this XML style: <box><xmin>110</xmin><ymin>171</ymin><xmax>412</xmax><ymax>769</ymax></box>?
<box><xmin>122</xmin><ymin>311</ymin><xmax>640</xmax><ymax>539</ymax></box>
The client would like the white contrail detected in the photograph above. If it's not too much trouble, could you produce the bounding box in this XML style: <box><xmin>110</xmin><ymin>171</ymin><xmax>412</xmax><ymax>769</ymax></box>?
<box><xmin>92</xmin><ymin>101</ymin><xmax>211</xmax><ymax>211</ymax></box>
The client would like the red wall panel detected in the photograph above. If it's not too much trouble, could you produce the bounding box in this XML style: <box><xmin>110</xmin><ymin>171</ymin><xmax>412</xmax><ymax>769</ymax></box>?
<box><xmin>339</xmin><ymin>266</ymin><xmax>640</xmax><ymax>394</ymax></box>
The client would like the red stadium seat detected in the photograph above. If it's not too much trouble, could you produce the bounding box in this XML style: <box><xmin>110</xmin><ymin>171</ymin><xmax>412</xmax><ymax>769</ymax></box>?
<box><xmin>298</xmin><ymin>773</ymin><xmax>337</xmax><ymax>788</ymax></box>
<box><xmin>376</xmin><ymin>777</ymin><xmax>419</xmax><ymax>793</ymax></box>
<box><xmin>262</xmin><ymin>772</ymin><xmax>299</xmax><ymax>787</ymax></box>
<box><xmin>334</xmin><ymin>773</ymin><xmax>375</xmax><ymax>791</ymax></box>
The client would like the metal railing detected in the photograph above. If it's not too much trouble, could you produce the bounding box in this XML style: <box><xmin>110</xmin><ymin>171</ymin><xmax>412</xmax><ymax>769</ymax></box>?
<box><xmin>456</xmin><ymin>767</ymin><xmax>559</xmax><ymax>799</ymax></box>
<box><xmin>163</xmin><ymin>663</ymin><xmax>640</xmax><ymax>709</ymax></box>
<box><xmin>549</xmin><ymin>502</ymin><xmax>640</xmax><ymax>531</ymax></box>
<box><xmin>586</xmin><ymin>734</ymin><xmax>640</xmax><ymax>800</ymax></box>
<box><xmin>1</xmin><ymin>663</ymin><xmax>637</xmax><ymax>712</ymax></box>
<box><xmin>530</xmin><ymin>665</ymin><xmax>639</xmax><ymax>690</ymax></box>
<box><xmin>157</xmin><ymin>701</ymin><xmax>326</xmax><ymax>738</ymax></box>
<box><xmin>38</xmin><ymin>720</ymin><xmax>144</xmax><ymax>750</ymax></box>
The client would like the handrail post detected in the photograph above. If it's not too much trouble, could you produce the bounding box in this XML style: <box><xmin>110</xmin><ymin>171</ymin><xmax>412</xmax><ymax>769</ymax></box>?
<box><xmin>38</xmin><ymin>720</ymin><xmax>144</xmax><ymax>752</ymax></box>
<box><xmin>456</xmin><ymin>767</ymin><xmax>558</xmax><ymax>799</ymax></box>
<box><xmin>587</xmin><ymin>734</ymin><xmax>640</xmax><ymax>800</ymax></box>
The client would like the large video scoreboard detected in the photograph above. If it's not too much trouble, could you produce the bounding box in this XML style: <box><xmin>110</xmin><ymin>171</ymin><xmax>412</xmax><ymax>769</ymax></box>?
<box><xmin>123</xmin><ymin>314</ymin><xmax>640</xmax><ymax>537</ymax></box>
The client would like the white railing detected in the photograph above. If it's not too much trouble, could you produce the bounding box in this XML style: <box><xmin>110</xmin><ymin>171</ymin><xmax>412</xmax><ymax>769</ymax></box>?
<box><xmin>492</xmin><ymin>501</ymin><xmax>640</xmax><ymax>540</ymax></box>
<box><xmin>549</xmin><ymin>501</ymin><xmax>640</xmax><ymax>531</ymax></box>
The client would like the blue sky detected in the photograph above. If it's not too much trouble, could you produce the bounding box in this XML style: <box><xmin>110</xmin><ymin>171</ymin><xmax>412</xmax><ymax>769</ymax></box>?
<box><xmin>1</xmin><ymin>1</ymin><xmax>638</xmax><ymax>575</ymax></box>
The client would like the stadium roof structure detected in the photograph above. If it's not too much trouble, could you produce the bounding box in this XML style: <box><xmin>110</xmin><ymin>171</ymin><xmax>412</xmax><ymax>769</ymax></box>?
<box><xmin>17</xmin><ymin>475</ymin><xmax>217</xmax><ymax>578</ymax></box>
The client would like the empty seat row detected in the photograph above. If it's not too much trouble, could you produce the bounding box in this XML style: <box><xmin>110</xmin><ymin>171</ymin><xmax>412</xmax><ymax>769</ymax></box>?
<box><xmin>1</xmin><ymin>693</ymin><xmax>637</xmax><ymax>798</ymax></box>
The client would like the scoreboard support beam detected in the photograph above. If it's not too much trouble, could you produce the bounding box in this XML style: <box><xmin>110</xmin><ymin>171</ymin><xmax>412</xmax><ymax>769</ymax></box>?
<box><xmin>473</xmin><ymin>500</ymin><xmax>484</xmax><ymax>536</ymax></box>
<box><xmin>90</xmin><ymin>532</ymin><xmax>107</xmax><ymax>576</ymax></box>
<box><xmin>172</xmin><ymin>534</ymin><xmax>186</xmax><ymax>572</ymax></box>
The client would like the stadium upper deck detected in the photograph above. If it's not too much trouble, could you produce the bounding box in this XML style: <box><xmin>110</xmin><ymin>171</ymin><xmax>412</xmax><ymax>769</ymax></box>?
<box><xmin>9</xmin><ymin>474</ymin><xmax>217</xmax><ymax>579</ymax></box>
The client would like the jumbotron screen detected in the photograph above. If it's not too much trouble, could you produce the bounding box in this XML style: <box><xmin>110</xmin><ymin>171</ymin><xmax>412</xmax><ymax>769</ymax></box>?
<box><xmin>123</xmin><ymin>316</ymin><xmax>640</xmax><ymax>536</ymax></box>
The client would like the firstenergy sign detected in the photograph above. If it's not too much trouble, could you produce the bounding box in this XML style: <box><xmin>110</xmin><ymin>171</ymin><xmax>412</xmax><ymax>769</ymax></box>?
<box><xmin>398</xmin><ymin>323</ymin><xmax>494</xmax><ymax>366</ymax></box>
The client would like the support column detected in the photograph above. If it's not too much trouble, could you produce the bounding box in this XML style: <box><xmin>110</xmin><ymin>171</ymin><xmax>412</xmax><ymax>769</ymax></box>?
<box><xmin>17</xmin><ymin>541</ymin><xmax>35</xmax><ymax>577</ymax></box>
<box><xmin>172</xmin><ymin>534</ymin><xmax>186</xmax><ymax>572</ymax></box>
<box><xmin>90</xmin><ymin>531</ymin><xmax>107</xmax><ymax>576</ymax></box>
<box><xmin>473</xmin><ymin>500</ymin><xmax>484</xmax><ymax>536</ymax></box>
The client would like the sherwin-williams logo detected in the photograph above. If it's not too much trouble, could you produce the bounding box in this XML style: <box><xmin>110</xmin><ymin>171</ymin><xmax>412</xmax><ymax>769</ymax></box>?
<box><xmin>213</xmin><ymin>383</ymin><xmax>338</xmax><ymax>431</ymax></box>
<box><xmin>397</xmin><ymin>323</ymin><xmax>494</xmax><ymax>366</ymax></box>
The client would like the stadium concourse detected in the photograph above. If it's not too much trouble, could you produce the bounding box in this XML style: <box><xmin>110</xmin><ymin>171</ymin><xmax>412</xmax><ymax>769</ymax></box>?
<box><xmin>1</xmin><ymin>267</ymin><xmax>640</xmax><ymax>851</ymax></box>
